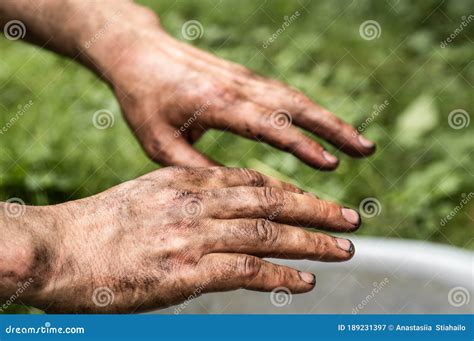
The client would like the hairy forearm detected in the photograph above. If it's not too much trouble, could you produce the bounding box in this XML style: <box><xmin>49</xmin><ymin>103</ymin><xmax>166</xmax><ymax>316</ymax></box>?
<box><xmin>0</xmin><ymin>0</ymin><xmax>161</xmax><ymax>80</ymax></box>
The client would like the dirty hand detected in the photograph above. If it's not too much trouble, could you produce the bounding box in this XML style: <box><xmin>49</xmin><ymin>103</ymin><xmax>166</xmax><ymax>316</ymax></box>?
<box><xmin>100</xmin><ymin>9</ymin><xmax>376</xmax><ymax>168</ymax></box>
<box><xmin>2</xmin><ymin>167</ymin><xmax>360</xmax><ymax>313</ymax></box>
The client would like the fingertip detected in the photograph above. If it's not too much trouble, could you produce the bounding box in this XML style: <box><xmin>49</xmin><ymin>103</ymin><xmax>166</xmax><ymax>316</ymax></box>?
<box><xmin>298</xmin><ymin>271</ymin><xmax>316</xmax><ymax>286</ymax></box>
<box><xmin>341</xmin><ymin>208</ymin><xmax>361</xmax><ymax>231</ymax></box>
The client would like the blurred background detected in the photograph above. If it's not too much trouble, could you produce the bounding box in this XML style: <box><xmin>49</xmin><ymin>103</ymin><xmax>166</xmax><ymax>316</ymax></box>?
<box><xmin>0</xmin><ymin>0</ymin><xmax>473</xmax><ymax>313</ymax></box>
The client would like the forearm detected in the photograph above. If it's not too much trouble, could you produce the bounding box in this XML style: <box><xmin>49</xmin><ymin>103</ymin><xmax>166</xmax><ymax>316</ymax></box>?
<box><xmin>0</xmin><ymin>203</ymin><xmax>60</xmax><ymax>309</ymax></box>
<box><xmin>0</xmin><ymin>0</ymin><xmax>161</xmax><ymax>80</ymax></box>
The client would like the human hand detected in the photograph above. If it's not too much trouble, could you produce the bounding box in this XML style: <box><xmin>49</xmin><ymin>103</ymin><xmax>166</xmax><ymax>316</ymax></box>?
<box><xmin>7</xmin><ymin>167</ymin><xmax>360</xmax><ymax>313</ymax></box>
<box><xmin>101</xmin><ymin>13</ymin><xmax>375</xmax><ymax>168</ymax></box>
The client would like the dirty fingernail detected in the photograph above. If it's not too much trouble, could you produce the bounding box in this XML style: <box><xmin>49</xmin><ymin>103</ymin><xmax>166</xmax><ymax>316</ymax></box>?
<box><xmin>341</xmin><ymin>208</ymin><xmax>361</xmax><ymax>226</ymax></box>
<box><xmin>358</xmin><ymin>135</ymin><xmax>375</xmax><ymax>148</ymax></box>
<box><xmin>298</xmin><ymin>271</ymin><xmax>316</xmax><ymax>285</ymax></box>
<box><xmin>335</xmin><ymin>238</ymin><xmax>355</xmax><ymax>254</ymax></box>
<box><xmin>323</xmin><ymin>151</ymin><xmax>338</xmax><ymax>164</ymax></box>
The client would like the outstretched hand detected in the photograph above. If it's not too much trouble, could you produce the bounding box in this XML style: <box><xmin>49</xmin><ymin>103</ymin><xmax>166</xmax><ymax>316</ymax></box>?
<box><xmin>106</xmin><ymin>21</ymin><xmax>375</xmax><ymax>168</ymax></box>
<box><xmin>18</xmin><ymin>168</ymin><xmax>360</xmax><ymax>313</ymax></box>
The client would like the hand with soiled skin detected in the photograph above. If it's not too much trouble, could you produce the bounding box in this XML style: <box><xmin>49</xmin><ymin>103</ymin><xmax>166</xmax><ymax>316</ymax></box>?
<box><xmin>0</xmin><ymin>0</ymin><xmax>375</xmax><ymax>168</ymax></box>
<box><xmin>2</xmin><ymin>168</ymin><xmax>360</xmax><ymax>313</ymax></box>
<box><xmin>109</xmin><ymin>28</ymin><xmax>376</xmax><ymax>168</ymax></box>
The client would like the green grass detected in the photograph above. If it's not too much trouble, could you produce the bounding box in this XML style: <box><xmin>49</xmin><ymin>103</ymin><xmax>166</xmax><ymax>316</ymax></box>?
<box><xmin>1</xmin><ymin>0</ymin><xmax>473</xmax><ymax>253</ymax></box>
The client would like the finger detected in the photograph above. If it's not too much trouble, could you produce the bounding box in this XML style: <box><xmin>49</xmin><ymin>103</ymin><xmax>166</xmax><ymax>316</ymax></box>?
<box><xmin>205</xmin><ymin>187</ymin><xmax>361</xmax><ymax>232</ymax></box>
<box><xmin>144</xmin><ymin>128</ymin><xmax>219</xmax><ymax>167</ymax></box>
<box><xmin>207</xmin><ymin>219</ymin><xmax>354</xmax><ymax>261</ymax></box>
<box><xmin>241</xmin><ymin>82</ymin><xmax>376</xmax><ymax>157</ymax></box>
<box><xmin>150</xmin><ymin>167</ymin><xmax>304</xmax><ymax>193</ymax></box>
<box><xmin>209</xmin><ymin>102</ymin><xmax>339</xmax><ymax>170</ymax></box>
<box><xmin>290</xmin><ymin>95</ymin><xmax>376</xmax><ymax>157</ymax></box>
<box><xmin>195</xmin><ymin>253</ymin><xmax>316</xmax><ymax>294</ymax></box>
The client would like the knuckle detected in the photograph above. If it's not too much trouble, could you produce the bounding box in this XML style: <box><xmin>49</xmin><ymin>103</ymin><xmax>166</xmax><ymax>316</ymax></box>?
<box><xmin>291</xmin><ymin>92</ymin><xmax>312</xmax><ymax>111</ymax></box>
<box><xmin>241</xmin><ymin>169</ymin><xmax>266</xmax><ymax>187</ymax></box>
<box><xmin>257</xmin><ymin>187</ymin><xmax>286</xmax><ymax>213</ymax></box>
<box><xmin>253</xmin><ymin>219</ymin><xmax>279</xmax><ymax>246</ymax></box>
<box><xmin>235</xmin><ymin>255</ymin><xmax>261</xmax><ymax>280</ymax></box>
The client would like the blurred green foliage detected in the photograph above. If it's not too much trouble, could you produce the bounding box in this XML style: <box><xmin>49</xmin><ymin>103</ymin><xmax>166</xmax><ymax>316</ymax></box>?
<box><xmin>1</xmin><ymin>0</ymin><xmax>473</xmax><ymax>254</ymax></box>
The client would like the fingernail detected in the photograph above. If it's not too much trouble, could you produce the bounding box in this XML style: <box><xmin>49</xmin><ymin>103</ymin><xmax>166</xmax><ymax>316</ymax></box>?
<box><xmin>298</xmin><ymin>271</ymin><xmax>316</xmax><ymax>285</ymax></box>
<box><xmin>358</xmin><ymin>135</ymin><xmax>375</xmax><ymax>148</ymax></box>
<box><xmin>341</xmin><ymin>208</ymin><xmax>361</xmax><ymax>226</ymax></box>
<box><xmin>322</xmin><ymin>151</ymin><xmax>338</xmax><ymax>164</ymax></box>
<box><xmin>335</xmin><ymin>238</ymin><xmax>355</xmax><ymax>254</ymax></box>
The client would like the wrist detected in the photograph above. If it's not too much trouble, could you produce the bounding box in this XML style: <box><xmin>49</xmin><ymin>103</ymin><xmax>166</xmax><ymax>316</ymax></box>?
<box><xmin>0</xmin><ymin>203</ymin><xmax>63</xmax><ymax>309</ymax></box>
<box><xmin>76</xmin><ymin>1</ymin><xmax>165</xmax><ymax>82</ymax></box>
